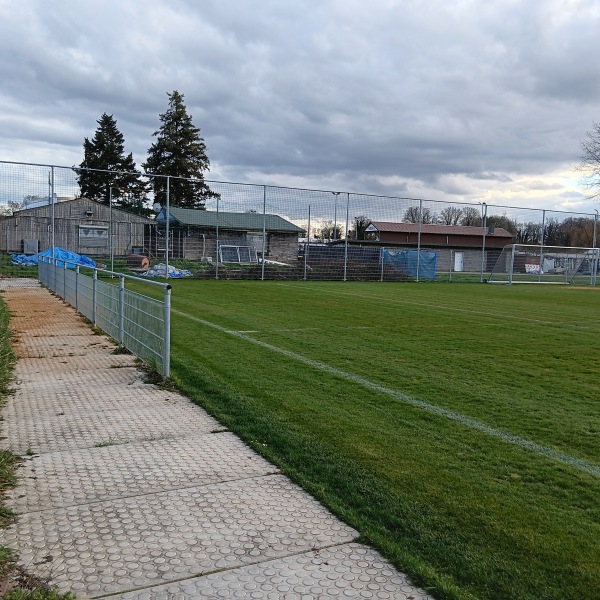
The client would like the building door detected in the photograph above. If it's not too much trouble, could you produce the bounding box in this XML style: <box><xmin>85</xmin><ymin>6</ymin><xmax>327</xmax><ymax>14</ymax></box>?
<box><xmin>454</xmin><ymin>251</ymin><xmax>464</xmax><ymax>272</ymax></box>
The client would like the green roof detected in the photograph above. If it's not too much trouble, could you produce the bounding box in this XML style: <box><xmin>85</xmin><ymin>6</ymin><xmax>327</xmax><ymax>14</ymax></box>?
<box><xmin>158</xmin><ymin>207</ymin><xmax>303</xmax><ymax>233</ymax></box>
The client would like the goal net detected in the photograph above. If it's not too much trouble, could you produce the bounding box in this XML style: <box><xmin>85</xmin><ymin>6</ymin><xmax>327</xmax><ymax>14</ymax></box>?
<box><xmin>218</xmin><ymin>245</ymin><xmax>258</xmax><ymax>264</ymax></box>
<box><xmin>488</xmin><ymin>244</ymin><xmax>599</xmax><ymax>285</ymax></box>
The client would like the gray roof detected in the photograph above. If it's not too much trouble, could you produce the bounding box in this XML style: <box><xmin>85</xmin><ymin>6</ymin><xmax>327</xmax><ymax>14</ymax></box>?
<box><xmin>159</xmin><ymin>207</ymin><xmax>303</xmax><ymax>233</ymax></box>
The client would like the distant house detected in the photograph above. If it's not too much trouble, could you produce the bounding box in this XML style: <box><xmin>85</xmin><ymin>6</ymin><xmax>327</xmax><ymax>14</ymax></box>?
<box><xmin>0</xmin><ymin>198</ymin><xmax>153</xmax><ymax>256</ymax></box>
<box><xmin>149</xmin><ymin>207</ymin><xmax>304</xmax><ymax>263</ymax></box>
<box><xmin>363</xmin><ymin>221</ymin><xmax>514</xmax><ymax>272</ymax></box>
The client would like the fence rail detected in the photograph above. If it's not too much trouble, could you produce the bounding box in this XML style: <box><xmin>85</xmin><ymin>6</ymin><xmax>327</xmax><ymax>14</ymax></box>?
<box><xmin>38</xmin><ymin>258</ymin><xmax>171</xmax><ymax>376</ymax></box>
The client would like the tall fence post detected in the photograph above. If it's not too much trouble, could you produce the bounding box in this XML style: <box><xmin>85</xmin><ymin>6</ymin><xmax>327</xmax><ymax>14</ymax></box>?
<box><xmin>343</xmin><ymin>193</ymin><xmax>350</xmax><ymax>281</ymax></box>
<box><xmin>50</xmin><ymin>166</ymin><xmax>55</xmax><ymax>261</ymax></box>
<box><xmin>261</xmin><ymin>186</ymin><xmax>267</xmax><ymax>281</ymax></box>
<box><xmin>480</xmin><ymin>203</ymin><xmax>487</xmax><ymax>283</ymax></box>
<box><xmin>118</xmin><ymin>275</ymin><xmax>125</xmax><ymax>346</ymax></box>
<box><xmin>165</xmin><ymin>176</ymin><xmax>170</xmax><ymax>280</ymax></box>
<box><xmin>63</xmin><ymin>260</ymin><xmax>67</xmax><ymax>300</ymax></box>
<box><xmin>304</xmin><ymin>205</ymin><xmax>311</xmax><ymax>281</ymax></box>
<box><xmin>215</xmin><ymin>195</ymin><xmax>220</xmax><ymax>280</ymax></box>
<box><xmin>163</xmin><ymin>285</ymin><xmax>171</xmax><ymax>378</ymax></box>
<box><xmin>538</xmin><ymin>210</ymin><xmax>546</xmax><ymax>282</ymax></box>
<box><xmin>380</xmin><ymin>247</ymin><xmax>385</xmax><ymax>282</ymax></box>
<box><xmin>416</xmin><ymin>199</ymin><xmax>422</xmax><ymax>282</ymax></box>
<box><xmin>509</xmin><ymin>243</ymin><xmax>516</xmax><ymax>284</ymax></box>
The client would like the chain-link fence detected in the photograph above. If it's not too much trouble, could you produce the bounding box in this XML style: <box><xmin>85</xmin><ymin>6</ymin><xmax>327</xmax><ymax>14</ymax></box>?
<box><xmin>2</xmin><ymin>160</ymin><xmax>598</xmax><ymax>283</ymax></box>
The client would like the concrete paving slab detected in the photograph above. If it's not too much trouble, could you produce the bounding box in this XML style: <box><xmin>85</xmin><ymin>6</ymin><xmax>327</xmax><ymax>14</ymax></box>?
<box><xmin>110</xmin><ymin>543</ymin><xmax>431</xmax><ymax>600</ymax></box>
<box><xmin>6</xmin><ymin>432</ymin><xmax>275</xmax><ymax>512</ymax></box>
<box><xmin>0</xmin><ymin>475</ymin><xmax>357</xmax><ymax>597</ymax></box>
<box><xmin>3</xmin><ymin>384</ymin><xmax>197</xmax><ymax>420</ymax></box>
<box><xmin>1</xmin><ymin>404</ymin><xmax>221</xmax><ymax>454</ymax></box>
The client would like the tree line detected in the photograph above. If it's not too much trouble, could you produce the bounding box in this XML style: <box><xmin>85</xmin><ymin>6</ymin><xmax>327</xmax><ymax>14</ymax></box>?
<box><xmin>76</xmin><ymin>90</ymin><xmax>219</xmax><ymax>216</ymax></box>
<box><xmin>401</xmin><ymin>206</ymin><xmax>596</xmax><ymax>246</ymax></box>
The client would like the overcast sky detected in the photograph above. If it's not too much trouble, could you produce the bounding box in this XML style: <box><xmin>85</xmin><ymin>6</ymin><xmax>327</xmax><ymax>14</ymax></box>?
<box><xmin>1</xmin><ymin>0</ymin><xmax>599</xmax><ymax>214</ymax></box>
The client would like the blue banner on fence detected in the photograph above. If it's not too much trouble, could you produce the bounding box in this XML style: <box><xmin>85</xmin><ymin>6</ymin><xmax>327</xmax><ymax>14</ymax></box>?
<box><xmin>382</xmin><ymin>249</ymin><xmax>437</xmax><ymax>280</ymax></box>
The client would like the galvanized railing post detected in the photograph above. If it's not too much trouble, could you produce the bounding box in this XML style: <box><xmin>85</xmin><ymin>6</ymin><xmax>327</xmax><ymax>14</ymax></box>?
<box><xmin>118</xmin><ymin>275</ymin><xmax>125</xmax><ymax>346</ymax></box>
<box><xmin>92</xmin><ymin>269</ymin><xmax>97</xmax><ymax>326</ymax></box>
<box><xmin>163</xmin><ymin>285</ymin><xmax>171</xmax><ymax>378</ymax></box>
<box><xmin>63</xmin><ymin>260</ymin><xmax>67</xmax><ymax>300</ymax></box>
<box><xmin>75</xmin><ymin>265</ymin><xmax>79</xmax><ymax>312</ymax></box>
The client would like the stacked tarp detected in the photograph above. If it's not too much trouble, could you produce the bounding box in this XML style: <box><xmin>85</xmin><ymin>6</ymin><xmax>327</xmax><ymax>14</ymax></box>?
<box><xmin>140</xmin><ymin>263</ymin><xmax>192</xmax><ymax>278</ymax></box>
<box><xmin>11</xmin><ymin>247</ymin><xmax>96</xmax><ymax>269</ymax></box>
<box><xmin>382</xmin><ymin>249</ymin><xmax>437</xmax><ymax>280</ymax></box>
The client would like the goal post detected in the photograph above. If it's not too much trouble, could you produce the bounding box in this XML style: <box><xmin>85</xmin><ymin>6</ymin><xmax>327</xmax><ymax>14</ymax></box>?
<box><xmin>488</xmin><ymin>244</ymin><xmax>599</xmax><ymax>286</ymax></box>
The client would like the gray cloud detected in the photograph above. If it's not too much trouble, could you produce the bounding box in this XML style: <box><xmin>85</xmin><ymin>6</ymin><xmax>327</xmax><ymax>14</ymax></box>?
<box><xmin>0</xmin><ymin>0</ymin><xmax>599</xmax><ymax>209</ymax></box>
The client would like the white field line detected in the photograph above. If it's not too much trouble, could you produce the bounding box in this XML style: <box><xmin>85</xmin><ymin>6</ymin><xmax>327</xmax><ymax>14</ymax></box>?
<box><xmin>272</xmin><ymin>283</ymin><xmax>600</xmax><ymax>330</ymax></box>
<box><xmin>173</xmin><ymin>308</ymin><xmax>600</xmax><ymax>480</ymax></box>
<box><xmin>234</xmin><ymin>326</ymin><xmax>375</xmax><ymax>334</ymax></box>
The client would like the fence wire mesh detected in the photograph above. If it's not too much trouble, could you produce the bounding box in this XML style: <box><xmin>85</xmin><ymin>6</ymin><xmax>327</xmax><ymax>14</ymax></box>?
<box><xmin>2</xmin><ymin>160</ymin><xmax>598</xmax><ymax>284</ymax></box>
<box><xmin>38</xmin><ymin>259</ymin><xmax>170</xmax><ymax>376</ymax></box>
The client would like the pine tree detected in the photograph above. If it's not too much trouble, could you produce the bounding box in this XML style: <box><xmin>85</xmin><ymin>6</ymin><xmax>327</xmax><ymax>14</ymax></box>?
<box><xmin>143</xmin><ymin>91</ymin><xmax>219</xmax><ymax>208</ymax></box>
<box><xmin>77</xmin><ymin>114</ymin><xmax>149</xmax><ymax>214</ymax></box>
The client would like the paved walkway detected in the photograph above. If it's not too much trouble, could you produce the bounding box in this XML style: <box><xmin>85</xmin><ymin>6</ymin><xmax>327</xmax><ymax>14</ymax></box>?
<box><xmin>0</xmin><ymin>282</ymin><xmax>432</xmax><ymax>599</ymax></box>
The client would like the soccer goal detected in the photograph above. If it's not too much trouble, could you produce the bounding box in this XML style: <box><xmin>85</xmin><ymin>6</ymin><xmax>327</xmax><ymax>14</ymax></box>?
<box><xmin>488</xmin><ymin>244</ymin><xmax>600</xmax><ymax>285</ymax></box>
<box><xmin>218</xmin><ymin>245</ymin><xmax>258</xmax><ymax>264</ymax></box>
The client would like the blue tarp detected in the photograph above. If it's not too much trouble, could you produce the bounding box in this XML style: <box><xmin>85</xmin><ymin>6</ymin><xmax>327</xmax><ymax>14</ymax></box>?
<box><xmin>382</xmin><ymin>249</ymin><xmax>437</xmax><ymax>280</ymax></box>
<box><xmin>11</xmin><ymin>247</ymin><xmax>96</xmax><ymax>269</ymax></box>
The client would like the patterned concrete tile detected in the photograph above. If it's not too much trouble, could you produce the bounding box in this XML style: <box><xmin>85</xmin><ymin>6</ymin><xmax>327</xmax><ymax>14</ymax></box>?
<box><xmin>4</xmin><ymin>383</ymin><xmax>192</xmax><ymax>420</ymax></box>
<box><xmin>1</xmin><ymin>404</ymin><xmax>221</xmax><ymax>454</ymax></box>
<box><xmin>0</xmin><ymin>475</ymin><xmax>357</xmax><ymax>597</ymax></box>
<box><xmin>7</xmin><ymin>432</ymin><xmax>275</xmax><ymax>512</ymax></box>
<box><xmin>111</xmin><ymin>543</ymin><xmax>433</xmax><ymax>600</ymax></box>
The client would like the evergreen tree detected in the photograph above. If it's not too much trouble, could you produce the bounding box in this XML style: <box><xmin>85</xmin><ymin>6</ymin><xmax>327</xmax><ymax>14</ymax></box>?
<box><xmin>143</xmin><ymin>91</ymin><xmax>219</xmax><ymax>208</ymax></box>
<box><xmin>77</xmin><ymin>113</ymin><xmax>149</xmax><ymax>214</ymax></box>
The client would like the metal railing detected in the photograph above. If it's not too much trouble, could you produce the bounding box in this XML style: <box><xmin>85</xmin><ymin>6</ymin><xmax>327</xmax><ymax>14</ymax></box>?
<box><xmin>38</xmin><ymin>258</ymin><xmax>171</xmax><ymax>377</ymax></box>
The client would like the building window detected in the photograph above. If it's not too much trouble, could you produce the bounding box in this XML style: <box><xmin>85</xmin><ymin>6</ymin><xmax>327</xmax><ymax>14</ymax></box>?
<box><xmin>79</xmin><ymin>225</ymin><xmax>108</xmax><ymax>247</ymax></box>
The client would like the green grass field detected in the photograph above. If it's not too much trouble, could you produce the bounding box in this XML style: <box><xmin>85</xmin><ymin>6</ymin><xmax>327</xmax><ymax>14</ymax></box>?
<box><xmin>137</xmin><ymin>280</ymin><xmax>600</xmax><ymax>600</ymax></box>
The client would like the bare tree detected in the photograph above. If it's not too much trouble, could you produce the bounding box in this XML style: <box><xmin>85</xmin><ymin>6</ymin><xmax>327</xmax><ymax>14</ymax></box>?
<box><xmin>460</xmin><ymin>207</ymin><xmax>482</xmax><ymax>227</ymax></box>
<box><xmin>316</xmin><ymin>220</ymin><xmax>344</xmax><ymax>242</ymax></box>
<box><xmin>403</xmin><ymin>206</ymin><xmax>436</xmax><ymax>224</ymax></box>
<box><xmin>0</xmin><ymin>200</ymin><xmax>23</xmax><ymax>216</ymax></box>
<box><xmin>440</xmin><ymin>206</ymin><xmax>463</xmax><ymax>225</ymax></box>
<box><xmin>579</xmin><ymin>121</ymin><xmax>600</xmax><ymax>200</ymax></box>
